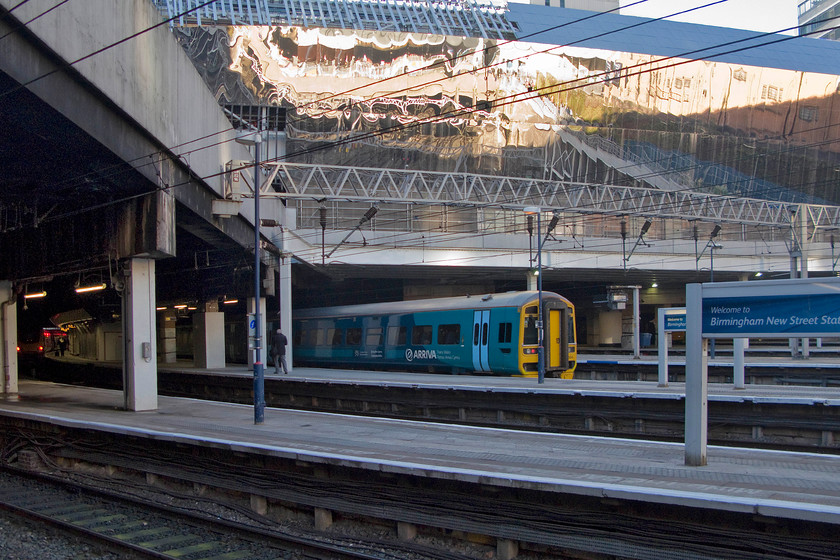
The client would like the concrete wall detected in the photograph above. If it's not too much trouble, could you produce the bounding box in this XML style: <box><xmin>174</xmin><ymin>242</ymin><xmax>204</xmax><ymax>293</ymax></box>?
<box><xmin>0</xmin><ymin>0</ymin><xmax>246</xmax><ymax>196</ymax></box>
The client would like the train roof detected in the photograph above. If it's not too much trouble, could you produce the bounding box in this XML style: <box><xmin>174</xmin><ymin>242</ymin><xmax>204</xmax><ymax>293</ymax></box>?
<box><xmin>295</xmin><ymin>291</ymin><xmax>570</xmax><ymax>319</ymax></box>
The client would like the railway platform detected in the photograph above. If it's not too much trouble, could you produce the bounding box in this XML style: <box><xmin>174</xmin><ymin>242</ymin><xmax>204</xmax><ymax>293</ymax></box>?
<box><xmin>23</xmin><ymin>352</ymin><xmax>840</xmax><ymax>455</ymax></box>
<box><xmin>1</xmin><ymin>380</ymin><xmax>839</xmax><ymax>519</ymax></box>
<box><xmin>1</xmin><ymin>380</ymin><xmax>839</xmax><ymax>558</ymax></box>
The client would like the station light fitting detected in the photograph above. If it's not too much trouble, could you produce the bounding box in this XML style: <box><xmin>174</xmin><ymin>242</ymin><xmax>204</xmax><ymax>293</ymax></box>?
<box><xmin>173</xmin><ymin>304</ymin><xmax>188</xmax><ymax>309</ymax></box>
<box><xmin>156</xmin><ymin>306</ymin><xmax>167</xmax><ymax>311</ymax></box>
<box><xmin>223</xmin><ymin>298</ymin><xmax>239</xmax><ymax>304</ymax></box>
<box><xmin>651</xmin><ymin>282</ymin><xmax>658</xmax><ymax>288</ymax></box>
<box><xmin>75</xmin><ymin>283</ymin><xmax>106</xmax><ymax>294</ymax></box>
<box><xmin>755</xmin><ymin>272</ymin><xmax>763</xmax><ymax>278</ymax></box>
<box><xmin>24</xmin><ymin>291</ymin><xmax>47</xmax><ymax>299</ymax></box>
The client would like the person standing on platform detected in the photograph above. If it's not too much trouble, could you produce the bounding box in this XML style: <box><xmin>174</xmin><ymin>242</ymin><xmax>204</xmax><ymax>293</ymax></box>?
<box><xmin>270</xmin><ymin>328</ymin><xmax>288</xmax><ymax>375</ymax></box>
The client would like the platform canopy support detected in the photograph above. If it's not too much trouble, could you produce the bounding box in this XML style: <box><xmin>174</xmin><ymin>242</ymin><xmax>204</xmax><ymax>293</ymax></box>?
<box><xmin>0</xmin><ymin>281</ymin><xmax>17</xmax><ymax>396</ymax></box>
<box><xmin>122</xmin><ymin>258</ymin><xmax>158</xmax><ymax>411</ymax></box>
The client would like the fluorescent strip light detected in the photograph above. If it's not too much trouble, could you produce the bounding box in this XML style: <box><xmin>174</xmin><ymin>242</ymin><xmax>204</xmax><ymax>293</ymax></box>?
<box><xmin>223</xmin><ymin>299</ymin><xmax>239</xmax><ymax>304</ymax></box>
<box><xmin>24</xmin><ymin>291</ymin><xmax>47</xmax><ymax>299</ymax></box>
<box><xmin>75</xmin><ymin>283</ymin><xmax>107</xmax><ymax>294</ymax></box>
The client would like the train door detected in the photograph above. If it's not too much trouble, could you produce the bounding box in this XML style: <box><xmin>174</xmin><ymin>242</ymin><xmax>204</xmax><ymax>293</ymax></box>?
<box><xmin>472</xmin><ymin>310</ymin><xmax>490</xmax><ymax>372</ymax></box>
<box><xmin>544</xmin><ymin>301</ymin><xmax>569</xmax><ymax>373</ymax></box>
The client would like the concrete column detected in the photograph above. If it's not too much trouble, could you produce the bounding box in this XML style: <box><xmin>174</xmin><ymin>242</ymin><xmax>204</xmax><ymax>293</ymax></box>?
<box><xmin>314</xmin><ymin>507</ymin><xmax>333</xmax><ymax>530</ymax></box>
<box><xmin>525</xmin><ymin>270</ymin><xmax>537</xmax><ymax>291</ymax></box>
<box><xmin>246</xmin><ymin>297</ymin><xmax>267</xmax><ymax>369</ymax></box>
<box><xmin>279</xmin><ymin>256</ymin><xmax>293</xmax><ymax>372</ymax></box>
<box><xmin>733</xmin><ymin>337</ymin><xmax>746</xmax><ymax>389</ymax></box>
<box><xmin>193</xmin><ymin>311</ymin><xmax>225</xmax><ymax>369</ymax></box>
<box><xmin>497</xmin><ymin>538</ymin><xmax>519</xmax><ymax>560</ymax></box>
<box><xmin>158</xmin><ymin>310</ymin><xmax>177</xmax><ymax>363</ymax></box>
<box><xmin>685</xmin><ymin>283</ymin><xmax>707</xmax><ymax>467</ymax></box>
<box><xmin>598</xmin><ymin>310</ymin><xmax>622</xmax><ymax>346</ymax></box>
<box><xmin>0</xmin><ymin>281</ymin><xmax>18</xmax><ymax>395</ymax></box>
<box><xmin>123</xmin><ymin>258</ymin><xmax>158</xmax><ymax>411</ymax></box>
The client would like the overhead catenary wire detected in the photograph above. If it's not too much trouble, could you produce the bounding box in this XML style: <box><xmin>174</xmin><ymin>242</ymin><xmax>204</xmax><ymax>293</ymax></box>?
<box><xmin>3</xmin><ymin>0</ymin><xmax>839</xmax><ymax>269</ymax></box>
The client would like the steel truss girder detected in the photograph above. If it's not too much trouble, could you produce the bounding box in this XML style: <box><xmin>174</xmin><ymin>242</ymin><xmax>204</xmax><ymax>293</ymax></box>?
<box><xmin>156</xmin><ymin>0</ymin><xmax>516</xmax><ymax>39</ymax></box>
<box><xmin>260</xmin><ymin>163</ymin><xmax>840</xmax><ymax>230</ymax></box>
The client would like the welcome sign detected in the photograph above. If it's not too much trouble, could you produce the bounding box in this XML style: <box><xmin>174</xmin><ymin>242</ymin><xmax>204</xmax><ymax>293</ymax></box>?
<box><xmin>703</xmin><ymin>290</ymin><xmax>840</xmax><ymax>338</ymax></box>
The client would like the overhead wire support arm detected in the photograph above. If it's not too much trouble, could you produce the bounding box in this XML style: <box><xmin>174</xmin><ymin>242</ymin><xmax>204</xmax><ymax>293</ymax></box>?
<box><xmin>624</xmin><ymin>219</ymin><xmax>652</xmax><ymax>263</ymax></box>
<box><xmin>696</xmin><ymin>224</ymin><xmax>722</xmax><ymax>262</ymax></box>
<box><xmin>541</xmin><ymin>213</ymin><xmax>560</xmax><ymax>249</ymax></box>
<box><xmin>325</xmin><ymin>205</ymin><xmax>379</xmax><ymax>259</ymax></box>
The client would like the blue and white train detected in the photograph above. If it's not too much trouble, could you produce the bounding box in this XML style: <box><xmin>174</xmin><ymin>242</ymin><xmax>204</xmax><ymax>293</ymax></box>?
<box><xmin>292</xmin><ymin>291</ymin><xmax>577</xmax><ymax>377</ymax></box>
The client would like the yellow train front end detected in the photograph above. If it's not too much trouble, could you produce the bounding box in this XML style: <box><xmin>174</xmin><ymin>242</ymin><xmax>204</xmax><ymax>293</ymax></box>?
<box><xmin>519</xmin><ymin>295</ymin><xmax>577</xmax><ymax>379</ymax></box>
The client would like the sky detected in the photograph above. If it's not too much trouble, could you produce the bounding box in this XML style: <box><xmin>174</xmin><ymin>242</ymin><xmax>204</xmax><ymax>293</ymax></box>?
<box><xmin>619</xmin><ymin>0</ymin><xmax>799</xmax><ymax>35</ymax></box>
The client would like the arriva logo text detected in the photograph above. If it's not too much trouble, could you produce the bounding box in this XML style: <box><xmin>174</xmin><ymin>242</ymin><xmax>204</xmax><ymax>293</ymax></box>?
<box><xmin>405</xmin><ymin>348</ymin><xmax>437</xmax><ymax>361</ymax></box>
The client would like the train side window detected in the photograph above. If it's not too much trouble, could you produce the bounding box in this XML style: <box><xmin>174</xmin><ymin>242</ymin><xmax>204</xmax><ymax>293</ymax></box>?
<box><xmin>366</xmin><ymin>327</ymin><xmax>383</xmax><ymax>346</ymax></box>
<box><xmin>473</xmin><ymin>323</ymin><xmax>480</xmax><ymax>345</ymax></box>
<box><xmin>437</xmin><ymin>324</ymin><xmax>460</xmax><ymax>345</ymax></box>
<box><xmin>346</xmin><ymin>327</ymin><xmax>362</xmax><ymax>346</ymax></box>
<box><xmin>482</xmin><ymin>323</ymin><xmax>488</xmax><ymax>345</ymax></box>
<box><xmin>313</xmin><ymin>328</ymin><xmax>325</xmax><ymax>346</ymax></box>
<box><xmin>411</xmin><ymin>325</ymin><xmax>433</xmax><ymax>345</ymax></box>
<box><xmin>568</xmin><ymin>315</ymin><xmax>576</xmax><ymax>343</ymax></box>
<box><xmin>498</xmin><ymin>322</ymin><xmax>512</xmax><ymax>343</ymax></box>
<box><xmin>387</xmin><ymin>326</ymin><xmax>406</xmax><ymax>345</ymax></box>
<box><xmin>293</xmin><ymin>330</ymin><xmax>303</xmax><ymax>346</ymax></box>
<box><xmin>328</xmin><ymin>328</ymin><xmax>343</xmax><ymax>346</ymax></box>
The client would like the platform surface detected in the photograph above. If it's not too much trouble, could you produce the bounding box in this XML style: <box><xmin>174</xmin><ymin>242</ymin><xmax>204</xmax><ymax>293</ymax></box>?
<box><xmin>156</xmin><ymin>361</ymin><xmax>840</xmax><ymax>405</ymax></box>
<box><xmin>2</xmin><ymin>380</ymin><xmax>840</xmax><ymax>526</ymax></box>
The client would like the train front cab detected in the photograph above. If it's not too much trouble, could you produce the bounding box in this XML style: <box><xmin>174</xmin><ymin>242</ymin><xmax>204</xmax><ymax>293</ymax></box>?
<box><xmin>520</xmin><ymin>298</ymin><xmax>576</xmax><ymax>379</ymax></box>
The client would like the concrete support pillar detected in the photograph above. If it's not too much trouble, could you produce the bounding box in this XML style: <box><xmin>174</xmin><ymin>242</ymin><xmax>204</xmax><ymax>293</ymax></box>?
<box><xmin>123</xmin><ymin>258</ymin><xmax>158</xmax><ymax>411</ymax></box>
<box><xmin>250</xmin><ymin>494</ymin><xmax>268</xmax><ymax>515</ymax></box>
<box><xmin>397</xmin><ymin>521</ymin><xmax>417</xmax><ymax>541</ymax></box>
<box><xmin>314</xmin><ymin>507</ymin><xmax>333</xmax><ymax>530</ymax></box>
<box><xmin>733</xmin><ymin>337</ymin><xmax>746</xmax><ymax>389</ymax></box>
<box><xmin>497</xmin><ymin>538</ymin><xmax>519</xmax><ymax>560</ymax></box>
<box><xmin>0</xmin><ymin>281</ymin><xmax>18</xmax><ymax>395</ymax></box>
<box><xmin>278</xmin><ymin>256</ymin><xmax>293</xmax><ymax>372</ymax></box>
<box><xmin>246</xmin><ymin>297</ymin><xmax>267</xmax><ymax>369</ymax></box>
<box><xmin>525</xmin><ymin>271</ymin><xmax>537</xmax><ymax>291</ymax></box>
<box><xmin>598</xmin><ymin>310</ymin><xmax>622</xmax><ymax>346</ymax></box>
<box><xmin>193</xmin><ymin>311</ymin><xmax>225</xmax><ymax>369</ymax></box>
<box><xmin>158</xmin><ymin>310</ymin><xmax>177</xmax><ymax>363</ymax></box>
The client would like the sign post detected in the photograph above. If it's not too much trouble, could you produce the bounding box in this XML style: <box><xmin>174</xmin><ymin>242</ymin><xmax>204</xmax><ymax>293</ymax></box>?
<box><xmin>685</xmin><ymin>277</ymin><xmax>840</xmax><ymax>466</ymax></box>
<box><xmin>657</xmin><ymin>307</ymin><xmax>686</xmax><ymax>387</ymax></box>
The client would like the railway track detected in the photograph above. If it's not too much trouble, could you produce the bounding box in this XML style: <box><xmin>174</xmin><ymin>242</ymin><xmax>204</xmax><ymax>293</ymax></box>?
<box><xmin>0</xmin><ymin>466</ymin><xmax>469</xmax><ymax>560</ymax></box>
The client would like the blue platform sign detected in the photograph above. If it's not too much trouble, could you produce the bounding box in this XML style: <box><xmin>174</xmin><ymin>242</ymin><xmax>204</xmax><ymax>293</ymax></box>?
<box><xmin>663</xmin><ymin>312</ymin><xmax>686</xmax><ymax>332</ymax></box>
<box><xmin>703</xmin><ymin>293</ymin><xmax>840</xmax><ymax>337</ymax></box>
